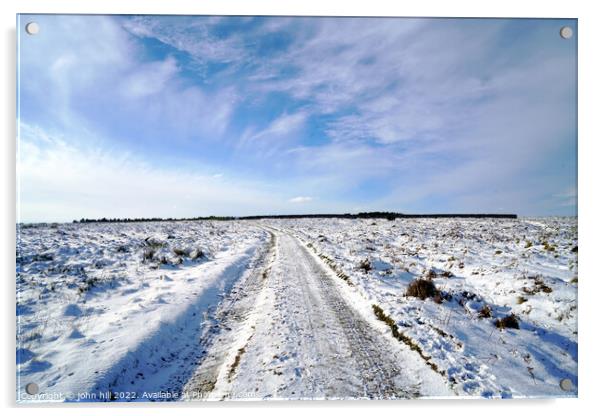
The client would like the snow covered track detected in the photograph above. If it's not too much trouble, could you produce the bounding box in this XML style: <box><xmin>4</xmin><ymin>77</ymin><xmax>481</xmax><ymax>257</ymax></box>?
<box><xmin>181</xmin><ymin>230</ymin><xmax>277</xmax><ymax>400</ymax></box>
<box><xmin>18</xmin><ymin>217</ymin><xmax>575</xmax><ymax>400</ymax></box>
<box><xmin>185</xmin><ymin>228</ymin><xmax>450</xmax><ymax>400</ymax></box>
<box><xmin>279</xmin><ymin>217</ymin><xmax>578</xmax><ymax>398</ymax></box>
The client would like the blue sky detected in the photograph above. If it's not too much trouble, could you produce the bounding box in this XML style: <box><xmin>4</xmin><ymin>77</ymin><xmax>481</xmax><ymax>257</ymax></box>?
<box><xmin>17</xmin><ymin>15</ymin><xmax>577</xmax><ymax>222</ymax></box>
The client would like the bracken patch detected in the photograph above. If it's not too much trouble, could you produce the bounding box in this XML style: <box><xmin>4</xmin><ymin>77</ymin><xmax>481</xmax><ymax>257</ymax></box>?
<box><xmin>495</xmin><ymin>314</ymin><xmax>520</xmax><ymax>330</ymax></box>
<box><xmin>406</xmin><ymin>279</ymin><xmax>439</xmax><ymax>300</ymax></box>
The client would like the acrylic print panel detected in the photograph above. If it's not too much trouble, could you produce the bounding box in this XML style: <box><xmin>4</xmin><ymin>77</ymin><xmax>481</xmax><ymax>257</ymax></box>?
<box><xmin>16</xmin><ymin>14</ymin><xmax>577</xmax><ymax>402</ymax></box>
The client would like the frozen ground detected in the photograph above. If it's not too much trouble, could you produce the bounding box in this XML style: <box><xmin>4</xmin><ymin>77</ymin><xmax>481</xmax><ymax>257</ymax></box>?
<box><xmin>281</xmin><ymin>217</ymin><xmax>578</xmax><ymax>398</ymax></box>
<box><xmin>16</xmin><ymin>221</ymin><xmax>268</xmax><ymax>401</ymax></box>
<box><xmin>16</xmin><ymin>217</ymin><xmax>577</xmax><ymax>401</ymax></box>
<box><xmin>183</xmin><ymin>228</ymin><xmax>449</xmax><ymax>399</ymax></box>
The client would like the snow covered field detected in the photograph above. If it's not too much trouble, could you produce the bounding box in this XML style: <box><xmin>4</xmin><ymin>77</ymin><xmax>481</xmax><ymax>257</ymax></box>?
<box><xmin>16</xmin><ymin>221</ymin><xmax>268</xmax><ymax>401</ymax></box>
<box><xmin>282</xmin><ymin>217</ymin><xmax>578</xmax><ymax>398</ymax></box>
<box><xmin>16</xmin><ymin>217</ymin><xmax>577</xmax><ymax>401</ymax></box>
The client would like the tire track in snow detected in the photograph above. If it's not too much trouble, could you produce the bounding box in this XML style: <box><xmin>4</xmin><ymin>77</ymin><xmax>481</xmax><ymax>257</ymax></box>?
<box><xmin>181</xmin><ymin>229</ymin><xmax>276</xmax><ymax>399</ymax></box>
<box><xmin>273</xmin><ymin>231</ymin><xmax>419</xmax><ymax>398</ymax></box>
<box><xmin>205</xmin><ymin>228</ymin><xmax>439</xmax><ymax>399</ymax></box>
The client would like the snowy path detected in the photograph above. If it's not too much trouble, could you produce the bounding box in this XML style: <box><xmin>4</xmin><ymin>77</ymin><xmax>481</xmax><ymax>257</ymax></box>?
<box><xmin>184</xmin><ymin>228</ymin><xmax>451</xmax><ymax>400</ymax></box>
<box><xmin>18</xmin><ymin>218</ymin><xmax>576</xmax><ymax>401</ymax></box>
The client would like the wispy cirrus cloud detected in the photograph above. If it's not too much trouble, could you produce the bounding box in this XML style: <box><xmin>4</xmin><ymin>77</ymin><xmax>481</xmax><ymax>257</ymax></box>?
<box><xmin>18</xmin><ymin>15</ymin><xmax>577</xmax><ymax>220</ymax></box>
<box><xmin>122</xmin><ymin>15</ymin><xmax>251</xmax><ymax>72</ymax></box>
<box><xmin>238</xmin><ymin>110</ymin><xmax>309</xmax><ymax>155</ymax></box>
<box><xmin>19</xmin><ymin>15</ymin><xmax>239</xmax><ymax>152</ymax></box>
<box><xmin>120</xmin><ymin>56</ymin><xmax>179</xmax><ymax>99</ymax></box>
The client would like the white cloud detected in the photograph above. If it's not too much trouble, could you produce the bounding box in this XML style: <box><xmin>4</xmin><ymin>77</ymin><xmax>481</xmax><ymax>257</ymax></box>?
<box><xmin>18</xmin><ymin>16</ymin><xmax>576</xmax><ymax>217</ymax></box>
<box><xmin>122</xmin><ymin>16</ymin><xmax>250</xmax><ymax>72</ymax></box>
<box><xmin>19</xmin><ymin>15</ymin><xmax>238</xmax><ymax>148</ymax></box>
<box><xmin>19</xmin><ymin>15</ymin><xmax>135</xmax><ymax>127</ymax></box>
<box><xmin>16</xmin><ymin>124</ymin><xmax>299</xmax><ymax>222</ymax></box>
<box><xmin>241</xmin><ymin>111</ymin><xmax>308</xmax><ymax>144</ymax></box>
<box><xmin>121</xmin><ymin>57</ymin><xmax>179</xmax><ymax>99</ymax></box>
<box><xmin>289</xmin><ymin>196</ymin><xmax>313</xmax><ymax>203</ymax></box>
<box><xmin>236</xmin><ymin>110</ymin><xmax>309</xmax><ymax>160</ymax></box>
<box><xmin>16</xmin><ymin>124</ymin><xmax>357</xmax><ymax>221</ymax></box>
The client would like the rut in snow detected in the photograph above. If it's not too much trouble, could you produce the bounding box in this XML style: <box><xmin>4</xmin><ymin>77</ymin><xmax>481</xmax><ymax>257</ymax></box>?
<box><xmin>184</xmin><ymin>228</ymin><xmax>443</xmax><ymax>399</ymax></box>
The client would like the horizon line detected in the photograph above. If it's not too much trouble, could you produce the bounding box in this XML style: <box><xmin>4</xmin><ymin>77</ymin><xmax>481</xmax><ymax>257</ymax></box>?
<box><xmin>15</xmin><ymin>211</ymin><xmax>542</xmax><ymax>225</ymax></box>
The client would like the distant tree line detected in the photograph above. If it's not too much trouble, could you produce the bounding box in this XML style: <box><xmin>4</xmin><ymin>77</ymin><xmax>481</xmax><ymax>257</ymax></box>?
<box><xmin>239</xmin><ymin>212</ymin><xmax>517</xmax><ymax>220</ymax></box>
<box><xmin>74</xmin><ymin>212</ymin><xmax>517</xmax><ymax>224</ymax></box>
<box><xmin>74</xmin><ymin>216</ymin><xmax>235</xmax><ymax>223</ymax></box>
